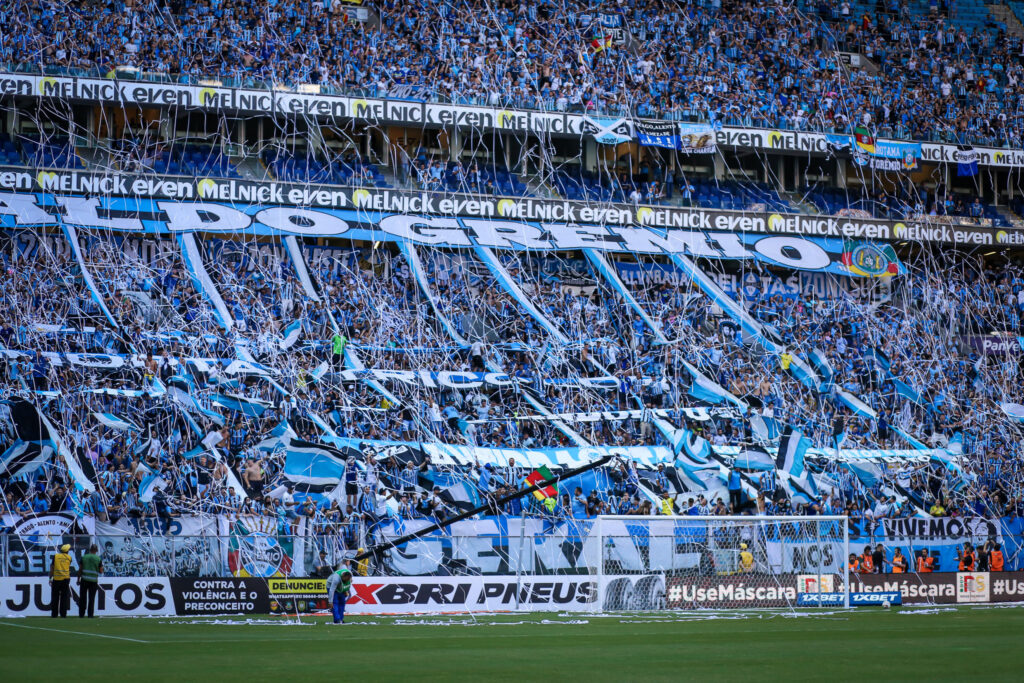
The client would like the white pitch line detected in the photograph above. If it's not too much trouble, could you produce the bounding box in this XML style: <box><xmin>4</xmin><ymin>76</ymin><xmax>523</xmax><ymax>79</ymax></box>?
<box><xmin>0</xmin><ymin>621</ymin><xmax>150</xmax><ymax>643</ymax></box>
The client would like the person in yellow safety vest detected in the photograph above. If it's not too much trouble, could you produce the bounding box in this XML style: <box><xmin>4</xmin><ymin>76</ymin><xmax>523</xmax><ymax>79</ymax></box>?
<box><xmin>780</xmin><ymin>352</ymin><xmax>793</xmax><ymax>370</ymax></box>
<box><xmin>50</xmin><ymin>543</ymin><xmax>73</xmax><ymax>618</ymax></box>
<box><xmin>739</xmin><ymin>543</ymin><xmax>754</xmax><ymax>573</ymax></box>
<box><xmin>659</xmin><ymin>492</ymin><xmax>674</xmax><ymax>516</ymax></box>
<box><xmin>353</xmin><ymin>550</ymin><xmax>369</xmax><ymax>577</ymax></box>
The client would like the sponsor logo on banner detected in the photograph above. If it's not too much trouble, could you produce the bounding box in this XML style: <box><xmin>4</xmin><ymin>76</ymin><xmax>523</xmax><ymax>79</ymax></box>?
<box><xmin>797</xmin><ymin>591</ymin><xmax>901</xmax><ymax>606</ymax></box>
<box><xmin>798</xmin><ymin>574</ymin><xmax>835</xmax><ymax>593</ymax></box>
<box><xmin>850</xmin><ymin>573</ymin><xmax>957</xmax><ymax>604</ymax></box>
<box><xmin>8</xmin><ymin>71</ymin><xmax>1024</xmax><ymax>168</ymax></box>
<box><xmin>991</xmin><ymin>573</ymin><xmax>1024</xmax><ymax>601</ymax></box>
<box><xmin>169</xmin><ymin>577</ymin><xmax>270</xmax><ymax>615</ymax></box>
<box><xmin>0</xmin><ymin>577</ymin><xmax>173</xmax><ymax>616</ymax></box>
<box><xmin>267</xmin><ymin>577</ymin><xmax>330</xmax><ymax>615</ymax></box>
<box><xmin>343</xmin><ymin>576</ymin><xmax>596</xmax><ymax>614</ymax></box>
<box><xmin>964</xmin><ymin>334</ymin><xmax>1020</xmax><ymax>355</ymax></box>
<box><xmin>665</xmin><ymin>575</ymin><xmax>798</xmax><ymax>608</ymax></box>
<box><xmin>0</xmin><ymin>179</ymin><xmax>1006</xmax><ymax>247</ymax></box>
<box><xmin>956</xmin><ymin>572</ymin><xmax>990</xmax><ymax>603</ymax></box>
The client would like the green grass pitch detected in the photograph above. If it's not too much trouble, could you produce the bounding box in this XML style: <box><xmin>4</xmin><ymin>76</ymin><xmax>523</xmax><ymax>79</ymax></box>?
<box><xmin>1</xmin><ymin>607</ymin><xmax>1022</xmax><ymax>681</ymax></box>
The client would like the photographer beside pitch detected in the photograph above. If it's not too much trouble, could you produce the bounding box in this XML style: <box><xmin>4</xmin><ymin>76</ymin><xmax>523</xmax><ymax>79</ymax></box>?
<box><xmin>326</xmin><ymin>567</ymin><xmax>353</xmax><ymax>625</ymax></box>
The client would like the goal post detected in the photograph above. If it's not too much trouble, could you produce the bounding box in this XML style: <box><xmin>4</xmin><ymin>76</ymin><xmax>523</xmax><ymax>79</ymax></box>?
<box><xmin>592</xmin><ymin>515</ymin><xmax>850</xmax><ymax>611</ymax></box>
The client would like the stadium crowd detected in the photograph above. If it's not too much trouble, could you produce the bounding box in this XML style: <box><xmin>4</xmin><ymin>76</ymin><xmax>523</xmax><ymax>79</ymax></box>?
<box><xmin>0</xmin><ymin>0</ymin><xmax>1022</xmax><ymax>149</ymax></box>
<box><xmin>2</xmin><ymin>226</ymin><xmax>1024</xmax><ymax>549</ymax></box>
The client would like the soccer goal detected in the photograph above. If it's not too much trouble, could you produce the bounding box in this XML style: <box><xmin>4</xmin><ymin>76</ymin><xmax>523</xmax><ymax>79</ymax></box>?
<box><xmin>592</xmin><ymin>516</ymin><xmax>850</xmax><ymax>611</ymax></box>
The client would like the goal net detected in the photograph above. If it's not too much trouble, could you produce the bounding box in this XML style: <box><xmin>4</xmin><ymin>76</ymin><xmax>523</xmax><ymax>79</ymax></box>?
<box><xmin>594</xmin><ymin>515</ymin><xmax>850</xmax><ymax>611</ymax></box>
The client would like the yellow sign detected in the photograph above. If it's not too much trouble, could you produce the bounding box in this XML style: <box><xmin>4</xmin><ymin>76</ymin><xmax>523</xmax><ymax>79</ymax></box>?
<box><xmin>268</xmin><ymin>578</ymin><xmax>327</xmax><ymax>594</ymax></box>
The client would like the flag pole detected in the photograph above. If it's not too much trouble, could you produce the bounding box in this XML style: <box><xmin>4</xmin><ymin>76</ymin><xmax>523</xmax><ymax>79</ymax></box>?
<box><xmin>352</xmin><ymin>456</ymin><xmax>613</xmax><ymax>563</ymax></box>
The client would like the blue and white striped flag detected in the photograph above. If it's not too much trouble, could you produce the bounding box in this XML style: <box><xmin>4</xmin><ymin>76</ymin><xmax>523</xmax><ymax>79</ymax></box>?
<box><xmin>283</xmin><ymin>438</ymin><xmax>347</xmax><ymax>487</ymax></box>
<box><xmin>211</xmin><ymin>393</ymin><xmax>271</xmax><ymax>418</ymax></box>
<box><xmin>749</xmin><ymin>413</ymin><xmax>781</xmax><ymax>444</ymax></box>
<box><xmin>93</xmin><ymin>412</ymin><xmax>141</xmax><ymax>432</ymax></box>
<box><xmin>892</xmin><ymin>378</ymin><xmax>923</xmax><ymax>404</ymax></box>
<box><xmin>808</xmin><ymin>348</ymin><xmax>834</xmax><ymax>385</ymax></box>
<box><xmin>834</xmin><ymin>388</ymin><xmax>878</xmax><ymax>419</ymax></box>
<box><xmin>139</xmin><ymin>472</ymin><xmax>168</xmax><ymax>502</ymax></box>
<box><xmin>732</xmin><ymin>447</ymin><xmax>776</xmax><ymax>471</ymax></box>
<box><xmin>679</xmin><ymin>428</ymin><xmax>711</xmax><ymax>462</ymax></box>
<box><xmin>775</xmin><ymin>426</ymin><xmax>808</xmax><ymax>478</ymax></box>
<box><xmin>278</xmin><ymin>319</ymin><xmax>303</xmax><ymax>351</ymax></box>
<box><xmin>786</xmin><ymin>354</ymin><xmax>823</xmax><ymax>393</ymax></box>
<box><xmin>682</xmin><ymin>361</ymin><xmax>747</xmax><ymax>413</ymax></box>
<box><xmin>1000</xmin><ymin>402</ymin><xmax>1024</xmax><ymax>422</ymax></box>
<box><xmin>0</xmin><ymin>440</ymin><xmax>50</xmax><ymax>478</ymax></box>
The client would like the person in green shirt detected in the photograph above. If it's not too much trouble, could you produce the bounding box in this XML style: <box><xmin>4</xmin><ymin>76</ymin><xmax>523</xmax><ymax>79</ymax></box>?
<box><xmin>326</xmin><ymin>568</ymin><xmax>353</xmax><ymax>624</ymax></box>
<box><xmin>331</xmin><ymin>333</ymin><xmax>348</xmax><ymax>369</ymax></box>
<box><xmin>78</xmin><ymin>544</ymin><xmax>103</xmax><ymax>618</ymax></box>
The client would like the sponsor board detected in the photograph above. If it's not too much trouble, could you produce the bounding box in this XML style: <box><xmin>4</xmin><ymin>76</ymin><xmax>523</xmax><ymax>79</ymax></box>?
<box><xmin>0</xmin><ymin>577</ymin><xmax>173</xmax><ymax>617</ymax></box>
<box><xmin>169</xmin><ymin>577</ymin><xmax>270</xmax><ymax>615</ymax></box>
<box><xmin>665</xmin><ymin>575</ymin><xmax>798</xmax><ymax>609</ymax></box>
<box><xmin>4</xmin><ymin>72</ymin><xmax>1024</xmax><ymax>168</ymax></box>
<box><xmin>342</xmin><ymin>576</ymin><xmax>597</xmax><ymax>614</ymax></box>
<box><xmin>797</xmin><ymin>591</ymin><xmax>901</xmax><ymax>606</ymax></box>
<box><xmin>956</xmin><ymin>572</ymin><xmax>990</xmax><ymax>603</ymax></box>
<box><xmin>0</xmin><ymin>171</ymin><xmax>1011</xmax><ymax>248</ymax></box>
<box><xmin>849</xmin><ymin>573</ymin><xmax>958</xmax><ymax>604</ymax></box>
<box><xmin>797</xmin><ymin>574</ymin><xmax>836</xmax><ymax>593</ymax></box>
<box><xmin>846</xmin><ymin>571</ymin><xmax>1024</xmax><ymax>604</ymax></box>
<box><xmin>267</xmin><ymin>577</ymin><xmax>330</xmax><ymax>616</ymax></box>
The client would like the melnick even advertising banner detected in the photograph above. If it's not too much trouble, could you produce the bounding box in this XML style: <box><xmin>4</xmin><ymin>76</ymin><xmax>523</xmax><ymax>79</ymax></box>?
<box><xmin>0</xmin><ymin>170</ymin><xmax>1012</xmax><ymax>248</ymax></box>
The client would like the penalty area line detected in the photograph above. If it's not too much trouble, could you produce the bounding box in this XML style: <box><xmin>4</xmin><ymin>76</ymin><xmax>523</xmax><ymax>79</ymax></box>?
<box><xmin>0</xmin><ymin>621</ymin><xmax>150</xmax><ymax>643</ymax></box>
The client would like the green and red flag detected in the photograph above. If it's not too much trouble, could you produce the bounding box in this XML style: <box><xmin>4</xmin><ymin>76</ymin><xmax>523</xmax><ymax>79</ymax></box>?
<box><xmin>524</xmin><ymin>466</ymin><xmax>557</xmax><ymax>501</ymax></box>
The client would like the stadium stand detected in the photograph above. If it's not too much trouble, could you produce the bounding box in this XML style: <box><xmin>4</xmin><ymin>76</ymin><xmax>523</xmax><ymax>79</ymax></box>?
<box><xmin>1</xmin><ymin>0</ymin><xmax>1023</xmax><ymax>582</ymax></box>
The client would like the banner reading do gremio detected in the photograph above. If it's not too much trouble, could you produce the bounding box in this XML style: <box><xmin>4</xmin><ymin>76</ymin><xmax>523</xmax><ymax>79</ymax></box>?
<box><xmin>0</xmin><ymin>191</ymin><xmax>919</xmax><ymax>277</ymax></box>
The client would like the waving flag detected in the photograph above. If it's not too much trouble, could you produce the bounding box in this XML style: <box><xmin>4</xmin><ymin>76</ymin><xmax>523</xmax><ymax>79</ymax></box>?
<box><xmin>892</xmin><ymin>378</ymin><xmax>923</xmax><ymax>404</ymax></box>
<box><xmin>843</xmin><ymin>460</ymin><xmax>882</xmax><ymax>488</ymax></box>
<box><xmin>808</xmin><ymin>348</ymin><xmax>834</xmax><ymax>385</ymax></box>
<box><xmin>732</xmin><ymin>447</ymin><xmax>775</xmax><ymax>471</ymax></box>
<box><xmin>525</xmin><ymin>465</ymin><xmax>558</xmax><ymax>501</ymax></box>
<box><xmin>682</xmin><ymin>361</ymin><xmax>748</xmax><ymax>413</ymax></box>
<box><xmin>278</xmin><ymin>320</ymin><xmax>303</xmax><ymax>351</ymax></box>
<box><xmin>93</xmin><ymin>412</ymin><xmax>141</xmax><ymax>432</ymax></box>
<box><xmin>283</xmin><ymin>439</ymin><xmax>347</xmax><ymax>487</ymax></box>
<box><xmin>139</xmin><ymin>472</ymin><xmax>168</xmax><ymax>502</ymax></box>
<box><xmin>211</xmin><ymin>393</ymin><xmax>271</xmax><ymax>418</ymax></box>
<box><xmin>863</xmin><ymin>347</ymin><xmax>892</xmax><ymax>372</ymax></box>
<box><xmin>776</xmin><ymin>427</ymin><xmax>808</xmax><ymax>478</ymax></box>
<box><xmin>678</xmin><ymin>428</ymin><xmax>711</xmax><ymax>462</ymax></box>
<box><xmin>0</xmin><ymin>441</ymin><xmax>51</xmax><ymax>478</ymax></box>
<box><xmin>781</xmin><ymin>470</ymin><xmax>819</xmax><ymax>504</ymax></box>
<box><xmin>1000</xmin><ymin>402</ymin><xmax>1024</xmax><ymax>422</ymax></box>
<box><xmin>437</xmin><ymin>481</ymin><xmax>480</xmax><ymax>513</ymax></box>
<box><xmin>785</xmin><ymin>354</ymin><xmax>823</xmax><ymax>393</ymax></box>
<box><xmin>834</xmin><ymin>388</ymin><xmax>878</xmax><ymax>419</ymax></box>
<box><xmin>749</xmin><ymin>413</ymin><xmax>781</xmax><ymax>445</ymax></box>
